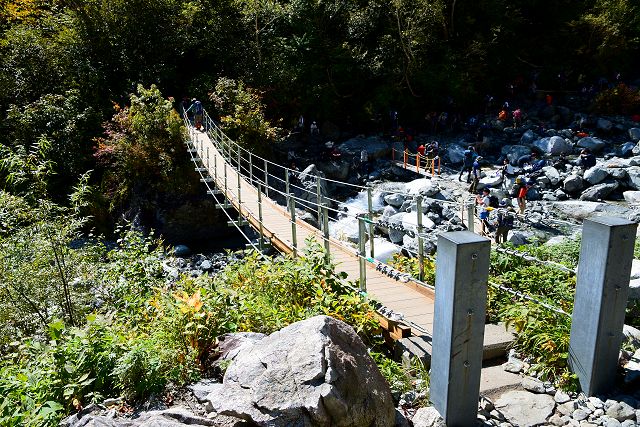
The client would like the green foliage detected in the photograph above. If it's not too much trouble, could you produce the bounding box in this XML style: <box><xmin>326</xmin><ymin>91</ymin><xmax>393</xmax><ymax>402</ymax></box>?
<box><xmin>94</xmin><ymin>84</ymin><xmax>190</xmax><ymax>211</ymax></box>
<box><xmin>210</xmin><ymin>77</ymin><xmax>282</xmax><ymax>155</ymax></box>
<box><xmin>388</xmin><ymin>253</ymin><xmax>436</xmax><ymax>286</ymax></box>
<box><xmin>592</xmin><ymin>84</ymin><xmax>640</xmax><ymax>115</ymax></box>
<box><xmin>370</xmin><ymin>352</ymin><xmax>430</xmax><ymax>405</ymax></box>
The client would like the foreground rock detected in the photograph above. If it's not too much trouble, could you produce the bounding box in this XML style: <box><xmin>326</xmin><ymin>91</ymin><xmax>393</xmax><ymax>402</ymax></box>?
<box><xmin>206</xmin><ymin>315</ymin><xmax>395</xmax><ymax>426</ymax></box>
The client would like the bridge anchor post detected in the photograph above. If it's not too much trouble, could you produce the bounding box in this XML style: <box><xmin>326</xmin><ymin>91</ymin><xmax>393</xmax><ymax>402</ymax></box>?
<box><xmin>431</xmin><ymin>231</ymin><xmax>490</xmax><ymax>426</ymax></box>
<box><xmin>569</xmin><ymin>217</ymin><xmax>637</xmax><ymax>395</ymax></box>
<box><xmin>358</xmin><ymin>217</ymin><xmax>367</xmax><ymax>293</ymax></box>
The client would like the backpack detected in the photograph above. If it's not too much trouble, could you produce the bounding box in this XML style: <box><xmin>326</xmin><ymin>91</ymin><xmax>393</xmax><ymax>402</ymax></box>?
<box><xmin>488</xmin><ymin>195</ymin><xmax>499</xmax><ymax>208</ymax></box>
<box><xmin>498</xmin><ymin>211</ymin><xmax>515</xmax><ymax>228</ymax></box>
<box><xmin>463</xmin><ymin>149</ymin><xmax>474</xmax><ymax>165</ymax></box>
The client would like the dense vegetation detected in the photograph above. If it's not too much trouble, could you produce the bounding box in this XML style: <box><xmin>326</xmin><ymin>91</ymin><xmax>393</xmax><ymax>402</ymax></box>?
<box><xmin>1</xmin><ymin>0</ymin><xmax>640</xmax><ymax>424</ymax></box>
<box><xmin>1</xmin><ymin>0</ymin><xmax>640</xmax><ymax>208</ymax></box>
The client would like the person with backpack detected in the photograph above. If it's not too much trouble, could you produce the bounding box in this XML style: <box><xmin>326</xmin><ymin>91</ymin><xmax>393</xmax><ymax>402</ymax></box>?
<box><xmin>468</xmin><ymin>155</ymin><xmax>482</xmax><ymax>193</ymax></box>
<box><xmin>459</xmin><ymin>145</ymin><xmax>476</xmax><ymax>183</ymax></box>
<box><xmin>186</xmin><ymin>98</ymin><xmax>204</xmax><ymax>130</ymax></box>
<box><xmin>494</xmin><ymin>199</ymin><xmax>515</xmax><ymax>243</ymax></box>
<box><xmin>476</xmin><ymin>188</ymin><xmax>493</xmax><ymax>235</ymax></box>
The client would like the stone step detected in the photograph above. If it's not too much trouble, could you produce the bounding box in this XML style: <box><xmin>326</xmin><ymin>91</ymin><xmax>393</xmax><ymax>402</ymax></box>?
<box><xmin>394</xmin><ymin>322</ymin><xmax>515</xmax><ymax>367</ymax></box>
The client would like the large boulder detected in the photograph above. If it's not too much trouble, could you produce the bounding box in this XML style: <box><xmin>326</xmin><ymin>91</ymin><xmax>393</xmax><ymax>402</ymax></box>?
<box><xmin>542</xmin><ymin>166</ymin><xmax>561</xmax><ymax>185</ymax></box>
<box><xmin>339</xmin><ymin>136</ymin><xmax>390</xmax><ymax>159</ymax></box>
<box><xmin>405</xmin><ymin>178</ymin><xmax>440</xmax><ymax>197</ymax></box>
<box><xmin>445</xmin><ymin>144</ymin><xmax>466</xmax><ymax>164</ymax></box>
<box><xmin>502</xmin><ymin>145</ymin><xmax>532</xmax><ymax>164</ymax></box>
<box><xmin>206</xmin><ymin>316</ymin><xmax>395</xmax><ymax>426</ymax></box>
<box><xmin>553</xmin><ymin>200</ymin><xmax>631</xmax><ymax>220</ymax></box>
<box><xmin>532</xmin><ymin>136</ymin><xmax>572</xmax><ymax>155</ymax></box>
<box><xmin>623</xmin><ymin>191</ymin><xmax>640</xmax><ymax>204</ymax></box>
<box><xmin>596</xmin><ymin>117</ymin><xmax>613</xmax><ymax>132</ymax></box>
<box><xmin>629</xmin><ymin>128</ymin><xmax>640</xmax><ymax>142</ymax></box>
<box><xmin>576</xmin><ymin>136</ymin><xmax>607</xmax><ymax>152</ymax></box>
<box><xmin>583</xmin><ymin>166</ymin><xmax>609</xmax><ymax>185</ymax></box>
<box><xmin>316</xmin><ymin>160</ymin><xmax>350</xmax><ymax>181</ymax></box>
<box><xmin>579</xmin><ymin>181</ymin><xmax>619</xmax><ymax>201</ymax></box>
<box><xmin>384</xmin><ymin>193</ymin><xmax>405</xmax><ymax>208</ymax></box>
<box><xmin>519</xmin><ymin>130</ymin><xmax>537</xmax><ymax>146</ymax></box>
<box><xmin>563</xmin><ymin>174</ymin><xmax>585</xmax><ymax>193</ymax></box>
<box><xmin>388</xmin><ymin>212</ymin><xmax>407</xmax><ymax>243</ymax></box>
<box><xmin>626</xmin><ymin>166</ymin><xmax>640</xmax><ymax>190</ymax></box>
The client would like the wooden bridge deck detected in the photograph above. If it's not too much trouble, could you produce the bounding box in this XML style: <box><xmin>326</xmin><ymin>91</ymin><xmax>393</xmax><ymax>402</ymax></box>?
<box><xmin>190</xmin><ymin>130</ymin><xmax>436</xmax><ymax>335</ymax></box>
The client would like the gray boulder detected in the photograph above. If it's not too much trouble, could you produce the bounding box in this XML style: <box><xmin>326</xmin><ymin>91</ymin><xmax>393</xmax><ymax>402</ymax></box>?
<box><xmin>388</xmin><ymin>212</ymin><xmax>407</xmax><ymax>243</ymax></box>
<box><xmin>619</xmin><ymin>142</ymin><xmax>636</xmax><ymax>157</ymax></box>
<box><xmin>503</xmin><ymin>145</ymin><xmax>533</xmax><ymax>164</ymax></box>
<box><xmin>384</xmin><ymin>193</ymin><xmax>405</xmax><ymax>208</ymax></box>
<box><xmin>445</xmin><ymin>144</ymin><xmax>466</xmax><ymax>164</ymax></box>
<box><xmin>533</xmin><ymin>136</ymin><xmax>572</xmax><ymax>155</ymax></box>
<box><xmin>316</xmin><ymin>160</ymin><xmax>350</xmax><ymax>181</ymax></box>
<box><xmin>583</xmin><ymin>166</ymin><xmax>609</xmax><ymax>185</ymax></box>
<box><xmin>579</xmin><ymin>181</ymin><xmax>619</xmax><ymax>201</ymax></box>
<box><xmin>543</xmin><ymin>166</ymin><xmax>561</xmax><ymax>185</ymax></box>
<box><xmin>623</xmin><ymin>191</ymin><xmax>640</xmax><ymax>204</ymax></box>
<box><xmin>626</xmin><ymin>166</ymin><xmax>640</xmax><ymax>190</ymax></box>
<box><xmin>411</xmin><ymin>406</ymin><xmax>445</xmax><ymax>427</ymax></box>
<box><xmin>629</xmin><ymin>128</ymin><xmax>640</xmax><ymax>142</ymax></box>
<box><xmin>206</xmin><ymin>316</ymin><xmax>395</xmax><ymax>426</ymax></box>
<box><xmin>577</xmin><ymin>136</ymin><xmax>607</xmax><ymax>152</ymax></box>
<box><xmin>519</xmin><ymin>130</ymin><xmax>537</xmax><ymax>146</ymax></box>
<box><xmin>597</xmin><ymin>118</ymin><xmax>614</xmax><ymax>132</ymax></box>
<box><xmin>563</xmin><ymin>175</ymin><xmax>585</xmax><ymax>193</ymax></box>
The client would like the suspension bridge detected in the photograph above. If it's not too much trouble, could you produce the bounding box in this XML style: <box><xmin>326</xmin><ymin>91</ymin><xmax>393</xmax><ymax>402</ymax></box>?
<box><xmin>182</xmin><ymin>109</ymin><xmax>520</xmax><ymax>352</ymax></box>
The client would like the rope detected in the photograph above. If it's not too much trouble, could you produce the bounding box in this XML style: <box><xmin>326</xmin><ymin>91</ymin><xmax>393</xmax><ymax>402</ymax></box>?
<box><xmin>494</xmin><ymin>246</ymin><xmax>576</xmax><ymax>275</ymax></box>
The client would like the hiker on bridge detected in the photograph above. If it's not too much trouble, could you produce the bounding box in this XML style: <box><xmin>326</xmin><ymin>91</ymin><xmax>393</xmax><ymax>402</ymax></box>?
<box><xmin>186</xmin><ymin>98</ymin><xmax>204</xmax><ymax>131</ymax></box>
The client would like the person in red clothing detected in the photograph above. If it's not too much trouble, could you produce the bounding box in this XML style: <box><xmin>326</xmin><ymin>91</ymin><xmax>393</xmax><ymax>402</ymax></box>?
<box><xmin>417</xmin><ymin>143</ymin><xmax>426</xmax><ymax>156</ymax></box>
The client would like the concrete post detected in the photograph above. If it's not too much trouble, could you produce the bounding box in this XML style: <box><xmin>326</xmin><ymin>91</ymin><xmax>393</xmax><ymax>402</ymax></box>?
<box><xmin>249</xmin><ymin>152</ymin><xmax>253</xmax><ymax>185</ymax></box>
<box><xmin>467</xmin><ymin>201</ymin><xmax>475</xmax><ymax>233</ymax></box>
<box><xmin>285</xmin><ymin>171</ymin><xmax>291</xmax><ymax>212</ymax></box>
<box><xmin>322</xmin><ymin>203</ymin><xmax>331</xmax><ymax>264</ymax></box>
<box><xmin>264</xmin><ymin>160</ymin><xmax>269</xmax><ymax>198</ymax></box>
<box><xmin>569</xmin><ymin>217</ymin><xmax>637</xmax><ymax>396</ymax></box>
<box><xmin>257</xmin><ymin>183</ymin><xmax>264</xmax><ymax>252</ymax></box>
<box><xmin>431</xmin><ymin>231</ymin><xmax>491</xmax><ymax>426</ymax></box>
<box><xmin>289</xmin><ymin>197</ymin><xmax>297</xmax><ymax>257</ymax></box>
<box><xmin>367</xmin><ymin>188</ymin><xmax>375</xmax><ymax>259</ymax></box>
<box><xmin>316</xmin><ymin>178</ymin><xmax>322</xmax><ymax>222</ymax></box>
<box><xmin>358</xmin><ymin>217</ymin><xmax>367</xmax><ymax>292</ymax></box>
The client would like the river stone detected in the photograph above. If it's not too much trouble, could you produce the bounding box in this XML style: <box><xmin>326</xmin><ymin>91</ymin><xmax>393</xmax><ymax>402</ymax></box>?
<box><xmin>619</xmin><ymin>142</ymin><xmax>636</xmax><ymax>157</ymax></box>
<box><xmin>554</xmin><ymin>390</ymin><xmax>571</xmax><ymax>404</ymax></box>
<box><xmin>577</xmin><ymin>136</ymin><xmax>607</xmax><ymax>152</ymax></box>
<box><xmin>388</xmin><ymin>212</ymin><xmax>406</xmax><ymax>243</ymax></box>
<box><xmin>445</xmin><ymin>144</ymin><xmax>466</xmax><ymax>164</ymax></box>
<box><xmin>494</xmin><ymin>390</ymin><xmax>555</xmax><ymax>427</ymax></box>
<box><xmin>579</xmin><ymin>181</ymin><xmax>619</xmax><ymax>201</ymax></box>
<box><xmin>605</xmin><ymin>402</ymin><xmax>636</xmax><ymax>422</ymax></box>
<box><xmin>206</xmin><ymin>316</ymin><xmax>395</xmax><ymax>426</ymax></box>
<box><xmin>411</xmin><ymin>406</ymin><xmax>445</xmax><ymax>427</ymax></box>
<box><xmin>520</xmin><ymin>130</ymin><xmax>537</xmax><ymax>145</ymax></box>
<box><xmin>384</xmin><ymin>193</ymin><xmax>405</xmax><ymax>207</ymax></box>
<box><xmin>583</xmin><ymin>166</ymin><xmax>609</xmax><ymax>185</ymax></box>
<box><xmin>626</xmin><ymin>167</ymin><xmax>640</xmax><ymax>190</ymax></box>
<box><xmin>522</xmin><ymin>377</ymin><xmax>546</xmax><ymax>393</ymax></box>
<box><xmin>405</xmin><ymin>178</ymin><xmax>440</xmax><ymax>197</ymax></box>
<box><xmin>543</xmin><ymin>166</ymin><xmax>561</xmax><ymax>185</ymax></box>
<box><xmin>597</xmin><ymin>117</ymin><xmax>613</xmax><ymax>132</ymax></box>
<box><xmin>173</xmin><ymin>245</ymin><xmax>191</xmax><ymax>257</ymax></box>
<box><xmin>563</xmin><ymin>175</ymin><xmax>584</xmax><ymax>193</ymax></box>
<box><xmin>62</xmin><ymin>406</ymin><xmax>232</xmax><ymax>427</ymax></box>
<box><xmin>630</xmin><ymin>128</ymin><xmax>640</xmax><ymax>142</ymax></box>
<box><xmin>503</xmin><ymin>145</ymin><xmax>532</xmax><ymax>164</ymax></box>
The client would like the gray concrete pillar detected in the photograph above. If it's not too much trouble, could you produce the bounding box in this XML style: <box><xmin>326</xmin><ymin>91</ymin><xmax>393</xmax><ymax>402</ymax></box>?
<box><xmin>431</xmin><ymin>231</ymin><xmax>491</xmax><ymax>426</ymax></box>
<box><xmin>569</xmin><ymin>217</ymin><xmax>637</xmax><ymax>396</ymax></box>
